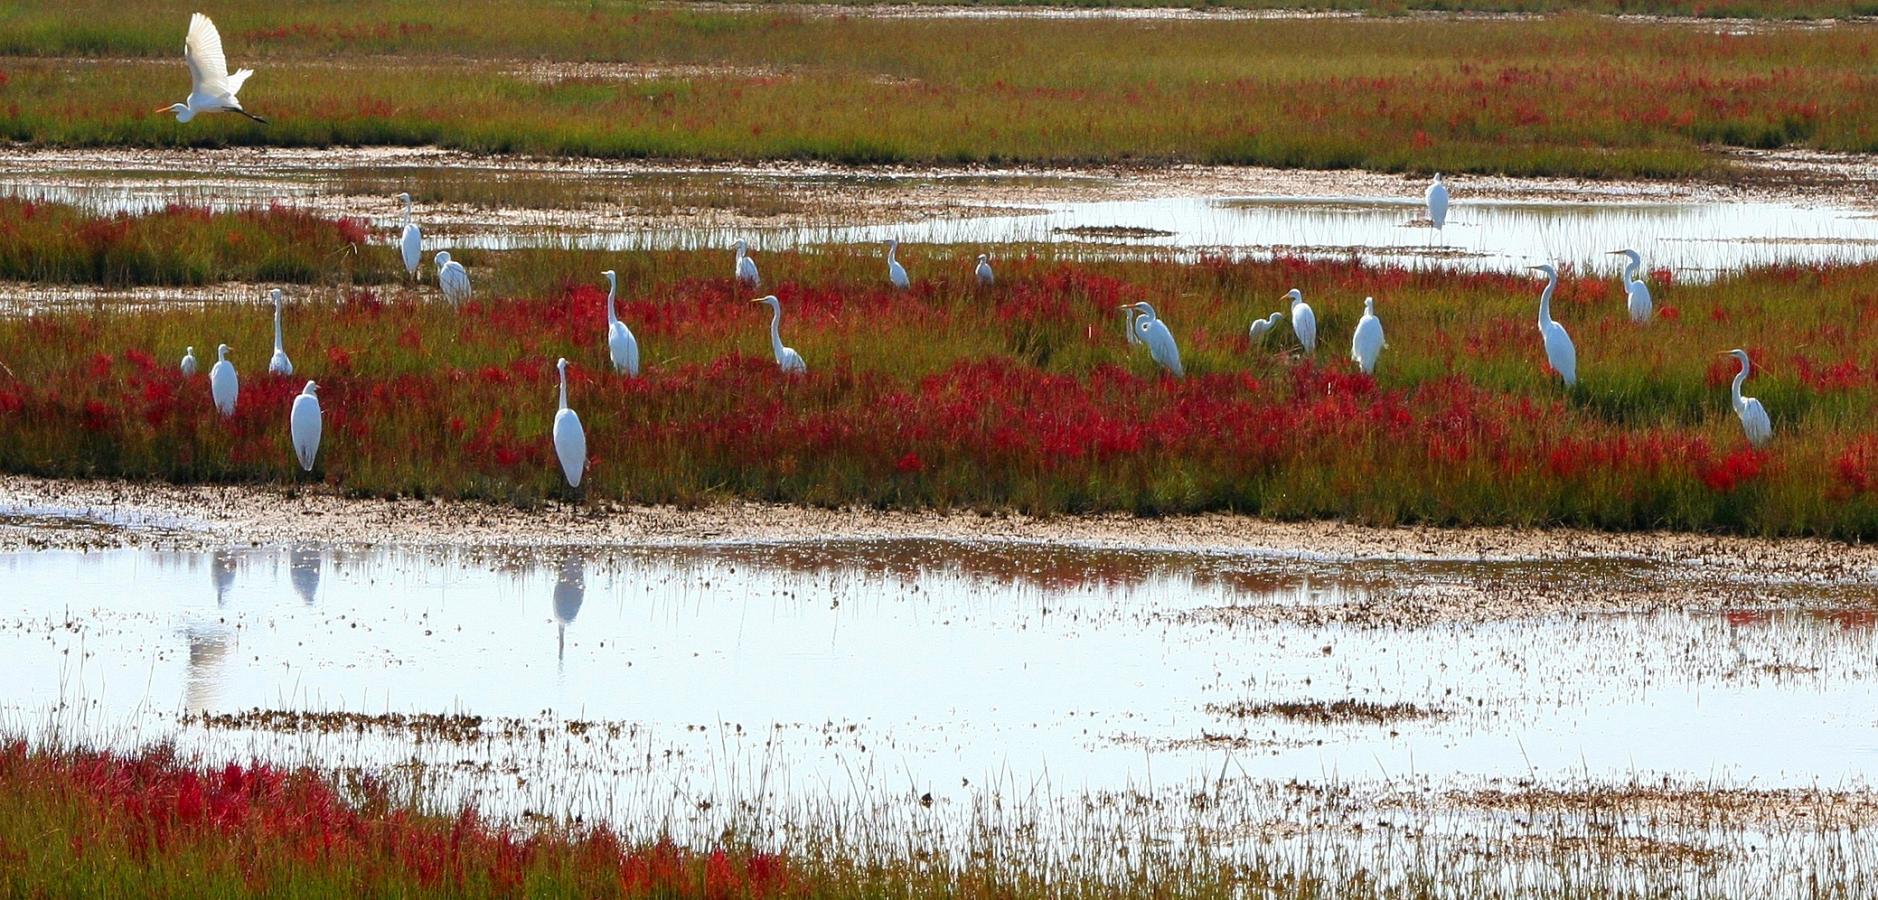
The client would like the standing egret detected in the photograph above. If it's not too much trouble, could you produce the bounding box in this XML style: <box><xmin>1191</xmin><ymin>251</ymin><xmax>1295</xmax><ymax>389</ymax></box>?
<box><xmin>601</xmin><ymin>270</ymin><xmax>640</xmax><ymax>376</ymax></box>
<box><xmin>1609</xmin><ymin>249</ymin><xmax>1653</xmax><ymax>323</ymax></box>
<box><xmin>975</xmin><ymin>254</ymin><xmax>994</xmax><ymax>287</ymax></box>
<box><xmin>552</xmin><ymin>358</ymin><xmax>587</xmax><ymax>489</ymax></box>
<box><xmin>886</xmin><ymin>239</ymin><xmax>910</xmax><ymax>290</ymax></box>
<box><xmin>1124</xmin><ymin>301</ymin><xmax>1183</xmax><ymax>378</ymax></box>
<box><xmin>735</xmin><ymin>239</ymin><xmax>760</xmax><ymax>287</ymax></box>
<box><xmin>159</xmin><ymin>13</ymin><xmax>265</xmax><ymax>124</ymax></box>
<box><xmin>180</xmin><ymin>346</ymin><xmax>198</xmax><ymax>377</ymax></box>
<box><xmin>1248</xmin><ymin>312</ymin><xmax>1283</xmax><ymax>345</ymax></box>
<box><xmin>1425</xmin><ymin>173</ymin><xmax>1449</xmax><ymax>230</ymax></box>
<box><xmin>1530</xmin><ymin>263</ymin><xmax>1577</xmax><ymax>387</ymax></box>
<box><xmin>1722</xmin><ymin>349</ymin><xmax>1772</xmax><ymax>447</ymax></box>
<box><xmin>290</xmin><ymin>381</ymin><xmax>322</xmax><ymax>472</ymax></box>
<box><xmin>435</xmin><ymin>251</ymin><xmax>471</xmax><ymax>305</ymax></box>
<box><xmin>1350</xmin><ymin>297</ymin><xmax>1386</xmax><ymax>375</ymax></box>
<box><xmin>397</xmin><ymin>193</ymin><xmax>422</xmax><ymax>280</ymax></box>
<box><xmin>209</xmin><ymin>344</ymin><xmax>238</xmax><ymax>416</ymax></box>
<box><xmin>1284</xmin><ymin>289</ymin><xmax>1317</xmax><ymax>353</ymax></box>
<box><xmin>751</xmin><ymin>295</ymin><xmax>807</xmax><ymax>374</ymax></box>
<box><xmin>267</xmin><ymin>289</ymin><xmax>292</xmax><ymax>376</ymax></box>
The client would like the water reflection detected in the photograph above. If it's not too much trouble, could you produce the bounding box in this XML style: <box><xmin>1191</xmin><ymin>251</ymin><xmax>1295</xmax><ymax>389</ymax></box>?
<box><xmin>289</xmin><ymin>547</ymin><xmax>321</xmax><ymax>606</ymax></box>
<box><xmin>552</xmin><ymin>551</ymin><xmax>585</xmax><ymax>666</ymax></box>
<box><xmin>210</xmin><ymin>549</ymin><xmax>236</xmax><ymax>607</ymax></box>
<box><xmin>181</xmin><ymin>625</ymin><xmax>229</xmax><ymax>713</ymax></box>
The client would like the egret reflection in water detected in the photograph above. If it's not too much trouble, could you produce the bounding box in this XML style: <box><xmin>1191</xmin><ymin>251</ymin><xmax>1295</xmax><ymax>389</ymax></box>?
<box><xmin>289</xmin><ymin>546</ymin><xmax>321</xmax><ymax>605</ymax></box>
<box><xmin>210</xmin><ymin>549</ymin><xmax>236</xmax><ymax>607</ymax></box>
<box><xmin>552</xmin><ymin>551</ymin><xmax>585</xmax><ymax>666</ymax></box>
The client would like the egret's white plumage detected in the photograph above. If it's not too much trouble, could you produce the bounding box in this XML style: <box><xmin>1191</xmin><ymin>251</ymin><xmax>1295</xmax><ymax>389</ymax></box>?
<box><xmin>1531</xmin><ymin>263</ymin><xmax>1578</xmax><ymax>387</ymax></box>
<box><xmin>1425</xmin><ymin>173</ymin><xmax>1449</xmax><ymax>230</ymax></box>
<box><xmin>602</xmin><ymin>270</ymin><xmax>640</xmax><ymax>376</ymax></box>
<box><xmin>1724</xmin><ymin>349</ymin><xmax>1773</xmax><ymax>447</ymax></box>
<box><xmin>1610</xmin><ymin>249</ymin><xmax>1653</xmax><ymax>323</ymax></box>
<box><xmin>975</xmin><ymin>254</ymin><xmax>994</xmax><ymax>287</ymax></box>
<box><xmin>1284</xmin><ymin>289</ymin><xmax>1317</xmax><ymax>353</ymax></box>
<box><xmin>290</xmin><ymin>381</ymin><xmax>322</xmax><ymax>472</ymax></box>
<box><xmin>398</xmin><ymin>193</ymin><xmax>422</xmax><ymax>279</ymax></box>
<box><xmin>886</xmin><ymin>239</ymin><xmax>910</xmax><ymax>290</ymax></box>
<box><xmin>553</xmin><ymin>358</ymin><xmax>587</xmax><ymax>489</ymax></box>
<box><xmin>1351</xmin><ymin>297</ymin><xmax>1387</xmax><ymax>375</ymax></box>
<box><xmin>161</xmin><ymin>14</ymin><xmax>264</xmax><ymax>124</ymax></box>
<box><xmin>752</xmin><ymin>295</ymin><xmax>807</xmax><ymax>374</ymax></box>
<box><xmin>180</xmin><ymin>346</ymin><xmax>198</xmax><ymax>377</ymax></box>
<box><xmin>267</xmin><ymin>289</ymin><xmax>292</xmax><ymax>376</ymax></box>
<box><xmin>1125</xmin><ymin>302</ymin><xmax>1183</xmax><ymax>378</ymax></box>
<box><xmin>735</xmin><ymin>239</ymin><xmax>760</xmax><ymax>287</ymax></box>
<box><xmin>1248</xmin><ymin>312</ymin><xmax>1283</xmax><ymax>344</ymax></box>
<box><xmin>209</xmin><ymin>343</ymin><xmax>238</xmax><ymax>416</ymax></box>
<box><xmin>435</xmin><ymin>251</ymin><xmax>471</xmax><ymax>305</ymax></box>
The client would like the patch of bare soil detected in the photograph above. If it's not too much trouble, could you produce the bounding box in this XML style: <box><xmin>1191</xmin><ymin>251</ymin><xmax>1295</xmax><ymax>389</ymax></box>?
<box><xmin>1207</xmin><ymin>700</ymin><xmax>1443</xmax><ymax>725</ymax></box>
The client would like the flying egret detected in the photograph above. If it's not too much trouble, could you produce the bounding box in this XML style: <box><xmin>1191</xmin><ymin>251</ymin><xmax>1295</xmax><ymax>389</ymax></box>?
<box><xmin>886</xmin><ymin>239</ymin><xmax>910</xmax><ymax>290</ymax></box>
<box><xmin>209</xmin><ymin>344</ymin><xmax>238</xmax><ymax>416</ymax></box>
<box><xmin>435</xmin><ymin>251</ymin><xmax>471</xmax><ymax>305</ymax></box>
<box><xmin>552</xmin><ymin>358</ymin><xmax>587</xmax><ymax>489</ymax></box>
<box><xmin>1530</xmin><ymin>263</ymin><xmax>1577</xmax><ymax>387</ymax></box>
<box><xmin>1124</xmin><ymin>301</ymin><xmax>1183</xmax><ymax>378</ymax></box>
<box><xmin>735</xmin><ymin>239</ymin><xmax>760</xmax><ymax>287</ymax></box>
<box><xmin>1284</xmin><ymin>289</ymin><xmax>1317</xmax><ymax>353</ymax></box>
<box><xmin>601</xmin><ymin>270</ymin><xmax>640</xmax><ymax>376</ymax></box>
<box><xmin>1722</xmin><ymin>349</ymin><xmax>1772</xmax><ymax>447</ymax></box>
<box><xmin>397</xmin><ymin>193</ymin><xmax>421</xmax><ymax>280</ymax></box>
<box><xmin>159</xmin><ymin>13</ymin><xmax>265</xmax><ymax>124</ymax></box>
<box><xmin>1351</xmin><ymin>296</ymin><xmax>1387</xmax><ymax>375</ymax></box>
<box><xmin>975</xmin><ymin>254</ymin><xmax>994</xmax><ymax>287</ymax></box>
<box><xmin>180</xmin><ymin>346</ymin><xmax>198</xmax><ymax>377</ymax></box>
<box><xmin>1425</xmin><ymin>173</ymin><xmax>1449</xmax><ymax>230</ymax></box>
<box><xmin>267</xmin><ymin>289</ymin><xmax>292</xmax><ymax>376</ymax></box>
<box><xmin>1248</xmin><ymin>312</ymin><xmax>1283</xmax><ymax>345</ymax></box>
<box><xmin>751</xmin><ymin>295</ymin><xmax>807</xmax><ymax>374</ymax></box>
<box><xmin>1609</xmin><ymin>249</ymin><xmax>1653</xmax><ymax>323</ymax></box>
<box><xmin>290</xmin><ymin>381</ymin><xmax>322</xmax><ymax>472</ymax></box>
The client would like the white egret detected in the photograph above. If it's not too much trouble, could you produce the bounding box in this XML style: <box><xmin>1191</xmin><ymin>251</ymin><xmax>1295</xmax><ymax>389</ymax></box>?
<box><xmin>1530</xmin><ymin>263</ymin><xmax>1578</xmax><ymax>387</ymax></box>
<box><xmin>1722</xmin><ymin>349</ymin><xmax>1772</xmax><ymax>447</ymax></box>
<box><xmin>751</xmin><ymin>295</ymin><xmax>807</xmax><ymax>374</ymax></box>
<box><xmin>1248</xmin><ymin>312</ymin><xmax>1283</xmax><ymax>345</ymax></box>
<box><xmin>1351</xmin><ymin>296</ymin><xmax>1386</xmax><ymax>375</ymax></box>
<box><xmin>1425</xmin><ymin>173</ymin><xmax>1449</xmax><ymax>230</ymax></box>
<box><xmin>975</xmin><ymin>254</ymin><xmax>994</xmax><ymax>287</ymax></box>
<box><xmin>1124</xmin><ymin>301</ymin><xmax>1183</xmax><ymax>378</ymax></box>
<box><xmin>552</xmin><ymin>358</ymin><xmax>587</xmax><ymax>489</ymax></box>
<box><xmin>735</xmin><ymin>239</ymin><xmax>760</xmax><ymax>287</ymax></box>
<box><xmin>435</xmin><ymin>251</ymin><xmax>471</xmax><ymax>305</ymax></box>
<box><xmin>601</xmin><ymin>270</ymin><xmax>640</xmax><ymax>376</ymax></box>
<box><xmin>159</xmin><ymin>13</ymin><xmax>265</xmax><ymax>124</ymax></box>
<box><xmin>1609</xmin><ymin>249</ymin><xmax>1653</xmax><ymax>323</ymax></box>
<box><xmin>267</xmin><ymin>289</ymin><xmax>292</xmax><ymax>376</ymax></box>
<box><xmin>886</xmin><ymin>239</ymin><xmax>910</xmax><ymax>290</ymax></box>
<box><xmin>397</xmin><ymin>193</ymin><xmax>421</xmax><ymax>280</ymax></box>
<box><xmin>290</xmin><ymin>381</ymin><xmax>322</xmax><ymax>472</ymax></box>
<box><xmin>209</xmin><ymin>344</ymin><xmax>238</xmax><ymax>416</ymax></box>
<box><xmin>180</xmin><ymin>346</ymin><xmax>198</xmax><ymax>377</ymax></box>
<box><xmin>1284</xmin><ymin>289</ymin><xmax>1317</xmax><ymax>353</ymax></box>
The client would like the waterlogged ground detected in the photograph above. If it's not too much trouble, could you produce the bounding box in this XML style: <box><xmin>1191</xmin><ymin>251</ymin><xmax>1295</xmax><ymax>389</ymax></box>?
<box><xmin>4</xmin><ymin>147</ymin><xmax>1877</xmax><ymax>284</ymax></box>
<box><xmin>3</xmin><ymin>485</ymin><xmax>1878</xmax><ymax>891</ymax></box>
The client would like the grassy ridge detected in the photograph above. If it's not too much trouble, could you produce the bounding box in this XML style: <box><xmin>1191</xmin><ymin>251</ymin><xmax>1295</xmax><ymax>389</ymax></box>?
<box><xmin>3</xmin><ymin>5</ymin><xmax>1877</xmax><ymax>175</ymax></box>
<box><xmin>3</xmin><ymin>204</ymin><xmax>1878</xmax><ymax>535</ymax></box>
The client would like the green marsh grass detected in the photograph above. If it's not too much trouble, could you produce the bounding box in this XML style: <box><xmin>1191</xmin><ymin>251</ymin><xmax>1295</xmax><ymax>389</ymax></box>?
<box><xmin>5</xmin><ymin>4</ymin><xmax>1878</xmax><ymax>176</ymax></box>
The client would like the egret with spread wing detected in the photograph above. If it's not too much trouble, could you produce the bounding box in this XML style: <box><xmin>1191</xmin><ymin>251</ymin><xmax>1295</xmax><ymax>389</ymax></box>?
<box><xmin>160</xmin><ymin>13</ymin><xmax>265</xmax><ymax>124</ymax></box>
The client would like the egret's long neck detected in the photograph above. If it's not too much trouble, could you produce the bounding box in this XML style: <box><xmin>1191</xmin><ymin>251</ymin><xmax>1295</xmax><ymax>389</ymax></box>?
<box><xmin>1732</xmin><ymin>359</ymin><xmax>1749</xmax><ymax>411</ymax></box>
<box><xmin>887</xmin><ymin>244</ymin><xmax>898</xmax><ymax>264</ymax></box>
<box><xmin>273</xmin><ymin>306</ymin><xmax>283</xmax><ymax>351</ymax></box>
<box><xmin>558</xmin><ymin>369</ymin><xmax>569</xmax><ymax>411</ymax></box>
<box><xmin>768</xmin><ymin>305</ymin><xmax>785</xmax><ymax>357</ymax></box>
<box><xmin>402</xmin><ymin>198</ymin><xmax>411</xmax><ymax>227</ymax></box>
<box><xmin>1538</xmin><ymin>275</ymin><xmax>1556</xmax><ymax>325</ymax></box>
<box><xmin>1625</xmin><ymin>258</ymin><xmax>1641</xmax><ymax>285</ymax></box>
<box><xmin>606</xmin><ymin>281</ymin><xmax>618</xmax><ymax>326</ymax></box>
